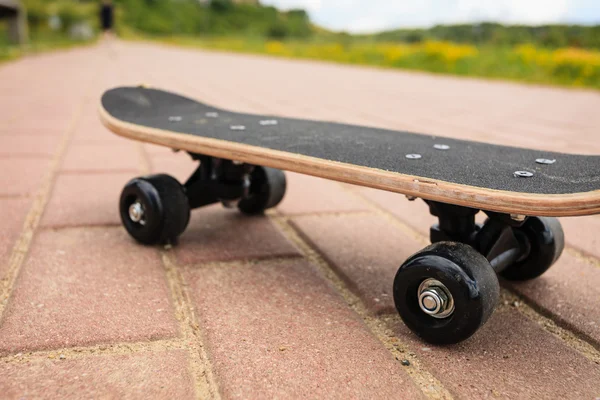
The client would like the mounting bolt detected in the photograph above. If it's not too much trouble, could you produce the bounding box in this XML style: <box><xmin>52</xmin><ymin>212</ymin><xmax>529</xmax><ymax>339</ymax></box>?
<box><xmin>514</xmin><ymin>171</ymin><xmax>534</xmax><ymax>178</ymax></box>
<box><xmin>230</xmin><ymin>125</ymin><xmax>246</xmax><ymax>131</ymax></box>
<box><xmin>259</xmin><ymin>119</ymin><xmax>278</xmax><ymax>126</ymax></box>
<box><xmin>433</xmin><ymin>144</ymin><xmax>450</xmax><ymax>150</ymax></box>
<box><xmin>536</xmin><ymin>158</ymin><xmax>556</xmax><ymax>165</ymax></box>
<box><xmin>417</xmin><ymin>279</ymin><xmax>454</xmax><ymax>319</ymax></box>
<box><xmin>168</xmin><ymin>116</ymin><xmax>182</xmax><ymax>122</ymax></box>
<box><xmin>205</xmin><ymin>112</ymin><xmax>219</xmax><ymax>118</ymax></box>
<box><xmin>406</xmin><ymin>154</ymin><xmax>422</xmax><ymax>160</ymax></box>
<box><xmin>510</xmin><ymin>214</ymin><xmax>527</xmax><ymax>222</ymax></box>
<box><xmin>128</xmin><ymin>201</ymin><xmax>145</xmax><ymax>224</ymax></box>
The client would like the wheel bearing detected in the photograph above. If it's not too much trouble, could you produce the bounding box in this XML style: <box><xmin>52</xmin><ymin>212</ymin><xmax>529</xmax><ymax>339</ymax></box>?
<box><xmin>417</xmin><ymin>278</ymin><xmax>454</xmax><ymax>318</ymax></box>
<box><xmin>128</xmin><ymin>201</ymin><xmax>146</xmax><ymax>225</ymax></box>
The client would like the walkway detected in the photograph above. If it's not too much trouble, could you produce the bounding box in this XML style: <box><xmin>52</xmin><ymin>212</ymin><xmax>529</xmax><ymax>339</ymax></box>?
<box><xmin>1</xmin><ymin>41</ymin><xmax>599</xmax><ymax>399</ymax></box>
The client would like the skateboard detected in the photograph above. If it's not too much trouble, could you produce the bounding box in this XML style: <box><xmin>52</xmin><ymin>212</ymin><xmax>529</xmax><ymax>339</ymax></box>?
<box><xmin>100</xmin><ymin>86</ymin><xmax>600</xmax><ymax>344</ymax></box>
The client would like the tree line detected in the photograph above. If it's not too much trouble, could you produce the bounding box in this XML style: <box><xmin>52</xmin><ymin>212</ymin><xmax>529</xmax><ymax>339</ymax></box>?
<box><xmin>369</xmin><ymin>23</ymin><xmax>600</xmax><ymax>49</ymax></box>
<box><xmin>20</xmin><ymin>0</ymin><xmax>600</xmax><ymax>49</ymax></box>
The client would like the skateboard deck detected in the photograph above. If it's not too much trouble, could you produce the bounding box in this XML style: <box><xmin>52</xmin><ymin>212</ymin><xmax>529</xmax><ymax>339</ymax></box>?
<box><xmin>100</xmin><ymin>86</ymin><xmax>600</xmax><ymax>217</ymax></box>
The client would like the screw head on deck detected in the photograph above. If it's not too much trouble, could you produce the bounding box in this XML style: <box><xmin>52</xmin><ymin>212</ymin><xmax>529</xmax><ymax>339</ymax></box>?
<box><xmin>535</xmin><ymin>158</ymin><xmax>556</xmax><ymax>165</ymax></box>
<box><xmin>433</xmin><ymin>144</ymin><xmax>450</xmax><ymax>150</ymax></box>
<box><xmin>259</xmin><ymin>119</ymin><xmax>278</xmax><ymax>126</ymax></box>
<box><xmin>230</xmin><ymin>125</ymin><xmax>246</xmax><ymax>131</ymax></box>
<box><xmin>168</xmin><ymin>116</ymin><xmax>182</xmax><ymax>122</ymax></box>
<box><xmin>205</xmin><ymin>112</ymin><xmax>219</xmax><ymax>118</ymax></box>
<box><xmin>406</xmin><ymin>154</ymin><xmax>422</xmax><ymax>160</ymax></box>
<box><xmin>514</xmin><ymin>171</ymin><xmax>534</xmax><ymax>178</ymax></box>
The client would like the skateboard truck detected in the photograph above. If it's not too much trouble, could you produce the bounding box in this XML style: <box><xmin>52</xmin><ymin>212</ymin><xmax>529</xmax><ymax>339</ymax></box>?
<box><xmin>118</xmin><ymin>153</ymin><xmax>286</xmax><ymax>246</ymax></box>
<box><xmin>184</xmin><ymin>154</ymin><xmax>253</xmax><ymax>209</ymax></box>
<box><xmin>426</xmin><ymin>202</ymin><xmax>527</xmax><ymax>273</ymax></box>
<box><xmin>393</xmin><ymin>200</ymin><xmax>564</xmax><ymax>344</ymax></box>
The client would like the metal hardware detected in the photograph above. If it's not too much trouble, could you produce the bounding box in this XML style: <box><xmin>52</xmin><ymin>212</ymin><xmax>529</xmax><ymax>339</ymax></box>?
<box><xmin>418</xmin><ymin>279</ymin><xmax>454</xmax><ymax>318</ymax></box>
<box><xmin>514</xmin><ymin>171</ymin><xmax>534</xmax><ymax>177</ymax></box>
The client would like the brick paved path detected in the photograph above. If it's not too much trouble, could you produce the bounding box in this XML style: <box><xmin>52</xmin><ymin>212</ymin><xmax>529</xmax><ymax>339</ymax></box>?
<box><xmin>1</xmin><ymin>41</ymin><xmax>600</xmax><ymax>399</ymax></box>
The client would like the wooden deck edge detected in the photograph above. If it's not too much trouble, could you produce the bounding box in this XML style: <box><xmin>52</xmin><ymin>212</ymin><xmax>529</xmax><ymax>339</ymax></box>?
<box><xmin>99</xmin><ymin>103</ymin><xmax>600</xmax><ymax>217</ymax></box>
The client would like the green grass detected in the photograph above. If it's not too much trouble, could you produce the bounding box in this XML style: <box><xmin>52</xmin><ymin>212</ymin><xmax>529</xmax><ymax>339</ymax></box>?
<box><xmin>141</xmin><ymin>35</ymin><xmax>600</xmax><ymax>90</ymax></box>
<box><xmin>0</xmin><ymin>25</ymin><xmax>97</xmax><ymax>64</ymax></box>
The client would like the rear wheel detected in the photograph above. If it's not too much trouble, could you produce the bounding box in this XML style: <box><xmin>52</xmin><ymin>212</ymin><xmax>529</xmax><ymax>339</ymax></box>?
<box><xmin>119</xmin><ymin>174</ymin><xmax>190</xmax><ymax>245</ymax></box>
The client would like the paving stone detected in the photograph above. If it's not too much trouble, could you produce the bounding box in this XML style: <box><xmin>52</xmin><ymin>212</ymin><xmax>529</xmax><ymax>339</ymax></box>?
<box><xmin>72</xmin><ymin>124</ymin><xmax>133</xmax><ymax>145</ymax></box>
<box><xmin>0</xmin><ymin>350</ymin><xmax>195</xmax><ymax>399</ymax></box>
<box><xmin>174</xmin><ymin>206</ymin><xmax>301</xmax><ymax>265</ymax></box>
<box><xmin>0</xmin><ymin>135</ymin><xmax>59</xmax><ymax>157</ymax></box>
<box><xmin>0</xmin><ymin>198</ymin><xmax>31</xmax><ymax>280</ymax></box>
<box><xmin>505</xmin><ymin>252</ymin><xmax>600</xmax><ymax>345</ymax></box>
<box><xmin>291</xmin><ymin>213</ymin><xmax>424</xmax><ymax>314</ymax></box>
<box><xmin>355</xmin><ymin>187</ymin><xmax>435</xmax><ymax>237</ymax></box>
<box><xmin>61</xmin><ymin>143</ymin><xmax>141</xmax><ymax>173</ymax></box>
<box><xmin>0</xmin><ymin>228</ymin><xmax>178</xmax><ymax>355</ymax></box>
<box><xmin>392</xmin><ymin>307</ymin><xmax>600</xmax><ymax>399</ymax></box>
<box><xmin>277</xmin><ymin>172</ymin><xmax>369</xmax><ymax>215</ymax></box>
<box><xmin>41</xmin><ymin>172</ymin><xmax>133</xmax><ymax>228</ymax></box>
<box><xmin>144</xmin><ymin>143</ymin><xmax>176</xmax><ymax>155</ymax></box>
<box><xmin>560</xmin><ymin>215</ymin><xmax>600</xmax><ymax>260</ymax></box>
<box><xmin>0</xmin><ymin>158</ymin><xmax>49</xmax><ymax>197</ymax></box>
<box><xmin>184</xmin><ymin>259</ymin><xmax>425</xmax><ymax>399</ymax></box>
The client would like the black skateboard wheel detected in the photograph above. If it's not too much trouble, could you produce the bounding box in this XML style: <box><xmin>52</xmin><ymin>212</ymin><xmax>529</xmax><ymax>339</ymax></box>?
<box><xmin>238</xmin><ymin>166</ymin><xmax>286</xmax><ymax>215</ymax></box>
<box><xmin>119</xmin><ymin>174</ymin><xmax>190</xmax><ymax>245</ymax></box>
<box><xmin>393</xmin><ymin>242</ymin><xmax>499</xmax><ymax>344</ymax></box>
<box><xmin>500</xmin><ymin>216</ymin><xmax>564</xmax><ymax>281</ymax></box>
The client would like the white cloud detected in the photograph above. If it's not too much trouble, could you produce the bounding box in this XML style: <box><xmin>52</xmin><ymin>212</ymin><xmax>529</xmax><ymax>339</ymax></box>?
<box><xmin>261</xmin><ymin>0</ymin><xmax>597</xmax><ymax>33</ymax></box>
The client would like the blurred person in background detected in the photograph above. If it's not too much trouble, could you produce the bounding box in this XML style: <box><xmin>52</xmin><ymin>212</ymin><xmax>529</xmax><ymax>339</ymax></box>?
<box><xmin>100</xmin><ymin>0</ymin><xmax>114</xmax><ymax>38</ymax></box>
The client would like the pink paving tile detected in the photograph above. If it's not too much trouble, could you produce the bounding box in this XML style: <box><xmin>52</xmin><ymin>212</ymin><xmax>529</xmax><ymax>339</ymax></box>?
<box><xmin>0</xmin><ymin>135</ymin><xmax>59</xmax><ymax>157</ymax></box>
<box><xmin>41</xmin><ymin>172</ymin><xmax>134</xmax><ymax>228</ymax></box>
<box><xmin>291</xmin><ymin>213</ymin><xmax>424</xmax><ymax>314</ymax></box>
<box><xmin>61</xmin><ymin>143</ymin><xmax>141</xmax><ymax>173</ymax></box>
<box><xmin>185</xmin><ymin>259</ymin><xmax>425</xmax><ymax>399</ymax></box>
<box><xmin>3</xmin><ymin>117</ymin><xmax>72</xmax><ymax>134</ymax></box>
<box><xmin>277</xmin><ymin>172</ymin><xmax>369</xmax><ymax>215</ymax></box>
<box><xmin>505</xmin><ymin>252</ymin><xmax>600</xmax><ymax>345</ymax></box>
<box><xmin>392</xmin><ymin>308</ymin><xmax>600</xmax><ymax>399</ymax></box>
<box><xmin>144</xmin><ymin>143</ymin><xmax>177</xmax><ymax>156</ymax></box>
<box><xmin>0</xmin><ymin>198</ymin><xmax>31</xmax><ymax>280</ymax></box>
<box><xmin>72</xmin><ymin>123</ymin><xmax>133</xmax><ymax>145</ymax></box>
<box><xmin>174</xmin><ymin>206</ymin><xmax>301</xmax><ymax>265</ymax></box>
<box><xmin>355</xmin><ymin>187</ymin><xmax>435</xmax><ymax>237</ymax></box>
<box><xmin>560</xmin><ymin>215</ymin><xmax>600</xmax><ymax>260</ymax></box>
<box><xmin>0</xmin><ymin>158</ymin><xmax>49</xmax><ymax>196</ymax></box>
<box><xmin>0</xmin><ymin>228</ymin><xmax>178</xmax><ymax>355</ymax></box>
<box><xmin>0</xmin><ymin>350</ymin><xmax>195</xmax><ymax>399</ymax></box>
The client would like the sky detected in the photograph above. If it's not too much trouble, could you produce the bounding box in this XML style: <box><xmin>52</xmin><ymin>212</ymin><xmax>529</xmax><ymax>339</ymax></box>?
<box><xmin>261</xmin><ymin>0</ymin><xmax>600</xmax><ymax>33</ymax></box>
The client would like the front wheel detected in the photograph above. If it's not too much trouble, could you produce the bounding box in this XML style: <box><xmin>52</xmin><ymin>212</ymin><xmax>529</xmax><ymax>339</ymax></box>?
<box><xmin>393</xmin><ymin>242</ymin><xmax>499</xmax><ymax>344</ymax></box>
<box><xmin>119</xmin><ymin>174</ymin><xmax>190</xmax><ymax>245</ymax></box>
